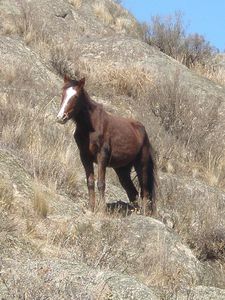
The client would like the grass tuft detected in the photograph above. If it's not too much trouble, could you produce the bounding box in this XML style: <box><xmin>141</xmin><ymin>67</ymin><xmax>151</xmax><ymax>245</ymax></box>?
<box><xmin>33</xmin><ymin>182</ymin><xmax>49</xmax><ymax>218</ymax></box>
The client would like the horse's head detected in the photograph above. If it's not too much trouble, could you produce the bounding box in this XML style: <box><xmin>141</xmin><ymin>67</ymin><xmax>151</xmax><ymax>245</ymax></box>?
<box><xmin>56</xmin><ymin>75</ymin><xmax>85</xmax><ymax>124</ymax></box>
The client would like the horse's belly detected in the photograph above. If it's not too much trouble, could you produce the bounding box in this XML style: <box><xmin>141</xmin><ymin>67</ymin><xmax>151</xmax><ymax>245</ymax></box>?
<box><xmin>108</xmin><ymin>148</ymin><xmax>139</xmax><ymax>168</ymax></box>
<box><xmin>108</xmin><ymin>129</ymin><xmax>142</xmax><ymax>167</ymax></box>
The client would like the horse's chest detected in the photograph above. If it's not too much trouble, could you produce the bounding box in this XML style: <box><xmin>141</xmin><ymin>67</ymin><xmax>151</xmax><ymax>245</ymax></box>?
<box><xmin>88</xmin><ymin>133</ymin><xmax>101</xmax><ymax>157</ymax></box>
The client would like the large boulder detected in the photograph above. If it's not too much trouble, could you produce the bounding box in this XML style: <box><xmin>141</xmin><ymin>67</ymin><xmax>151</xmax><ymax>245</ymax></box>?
<box><xmin>0</xmin><ymin>259</ymin><xmax>159</xmax><ymax>299</ymax></box>
<box><xmin>176</xmin><ymin>286</ymin><xmax>225</xmax><ymax>300</ymax></box>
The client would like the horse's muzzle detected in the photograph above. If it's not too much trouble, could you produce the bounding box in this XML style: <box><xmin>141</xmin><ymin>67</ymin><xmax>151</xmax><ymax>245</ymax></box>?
<box><xmin>56</xmin><ymin>115</ymin><xmax>68</xmax><ymax>124</ymax></box>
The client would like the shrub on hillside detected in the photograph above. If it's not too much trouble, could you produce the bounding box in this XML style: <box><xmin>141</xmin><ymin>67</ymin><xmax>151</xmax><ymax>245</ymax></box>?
<box><xmin>144</xmin><ymin>12</ymin><xmax>217</xmax><ymax>68</ymax></box>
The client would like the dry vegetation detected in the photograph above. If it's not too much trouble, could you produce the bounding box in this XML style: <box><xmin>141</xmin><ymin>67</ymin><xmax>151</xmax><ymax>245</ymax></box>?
<box><xmin>92</xmin><ymin>0</ymin><xmax>141</xmax><ymax>34</ymax></box>
<box><xmin>0</xmin><ymin>0</ymin><xmax>225</xmax><ymax>297</ymax></box>
<box><xmin>142</xmin><ymin>12</ymin><xmax>225</xmax><ymax>87</ymax></box>
<box><xmin>68</xmin><ymin>0</ymin><xmax>82</xmax><ymax>9</ymax></box>
<box><xmin>0</xmin><ymin>63</ymin><xmax>81</xmax><ymax>195</ymax></box>
<box><xmin>144</xmin><ymin>12</ymin><xmax>217</xmax><ymax>68</ymax></box>
<box><xmin>192</xmin><ymin>63</ymin><xmax>225</xmax><ymax>86</ymax></box>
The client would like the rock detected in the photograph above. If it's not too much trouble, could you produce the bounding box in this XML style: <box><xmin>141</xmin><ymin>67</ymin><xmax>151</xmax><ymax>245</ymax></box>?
<box><xmin>0</xmin><ymin>148</ymin><xmax>84</xmax><ymax>219</ymax></box>
<box><xmin>73</xmin><ymin>215</ymin><xmax>202</xmax><ymax>288</ymax></box>
<box><xmin>176</xmin><ymin>286</ymin><xmax>225</xmax><ymax>300</ymax></box>
<box><xmin>0</xmin><ymin>36</ymin><xmax>60</xmax><ymax>102</ymax></box>
<box><xmin>159</xmin><ymin>172</ymin><xmax>225</xmax><ymax>221</ymax></box>
<box><xmin>0</xmin><ymin>259</ymin><xmax>159</xmax><ymax>300</ymax></box>
<box><xmin>0</xmin><ymin>0</ymin><xmax>142</xmax><ymax>41</ymax></box>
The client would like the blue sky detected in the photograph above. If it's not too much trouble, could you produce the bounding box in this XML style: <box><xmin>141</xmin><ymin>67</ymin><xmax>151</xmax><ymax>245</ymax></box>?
<box><xmin>122</xmin><ymin>0</ymin><xmax>225</xmax><ymax>52</ymax></box>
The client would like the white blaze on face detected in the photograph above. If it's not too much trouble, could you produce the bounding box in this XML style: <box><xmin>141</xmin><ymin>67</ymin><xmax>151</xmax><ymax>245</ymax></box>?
<box><xmin>57</xmin><ymin>87</ymin><xmax>77</xmax><ymax>120</ymax></box>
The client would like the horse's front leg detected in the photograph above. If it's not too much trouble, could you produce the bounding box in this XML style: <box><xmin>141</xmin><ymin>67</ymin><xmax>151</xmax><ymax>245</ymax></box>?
<box><xmin>85</xmin><ymin>163</ymin><xmax>95</xmax><ymax>212</ymax></box>
<box><xmin>96</xmin><ymin>151</ymin><xmax>107</xmax><ymax>210</ymax></box>
<box><xmin>80</xmin><ymin>154</ymin><xmax>95</xmax><ymax>212</ymax></box>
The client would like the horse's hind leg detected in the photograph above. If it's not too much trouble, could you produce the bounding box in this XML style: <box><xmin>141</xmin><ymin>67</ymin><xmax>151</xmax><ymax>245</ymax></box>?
<box><xmin>114</xmin><ymin>165</ymin><xmax>138</xmax><ymax>207</ymax></box>
<box><xmin>134</xmin><ymin>159</ymin><xmax>146</xmax><ymax>215</ymax></box>
<box><xmin>134</xmin><ymin>148</ymin><xmax>156</xmax><ymax>216</ymax></box>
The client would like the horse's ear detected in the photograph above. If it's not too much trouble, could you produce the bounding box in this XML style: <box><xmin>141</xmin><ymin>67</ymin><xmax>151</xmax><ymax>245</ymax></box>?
<box><xmin>78</xmin><ymin>77</ymin><xmax>85</xmax><ymax>87</ymax></box>
<box><xmin>64</xmin><ymin>74</ymin><xmax>70</xmax><ymax>83</ymax></box>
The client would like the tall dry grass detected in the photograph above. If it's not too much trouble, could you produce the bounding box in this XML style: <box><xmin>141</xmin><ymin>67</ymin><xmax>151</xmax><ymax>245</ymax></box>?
<box><xmin>92</xmin><ymin>0</ymin><xmax>141</xmax><ymax>35</ymax></box>
<box><xmin>191</xmin><ymin>63</ymin><xmax>225</xmax><ymax>87</ymax></box>
<box><xmin>0</xmin><ymin>63</ymin><xmax>81</xmax><ymax>194</ymax></box>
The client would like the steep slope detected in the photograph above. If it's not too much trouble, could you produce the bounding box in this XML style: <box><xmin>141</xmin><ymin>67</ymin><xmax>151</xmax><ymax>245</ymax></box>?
<box><xmin>0</xmin><ymin>0</ymin><xmax>225</xmax><ymax>299</ymax></box>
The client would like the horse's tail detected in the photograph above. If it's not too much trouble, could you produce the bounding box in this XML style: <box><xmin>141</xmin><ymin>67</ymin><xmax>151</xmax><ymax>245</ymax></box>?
<box><xmin>146</xmin><ymin>138</ymin><xmax>157</xmax><ymax>215</ymax></box>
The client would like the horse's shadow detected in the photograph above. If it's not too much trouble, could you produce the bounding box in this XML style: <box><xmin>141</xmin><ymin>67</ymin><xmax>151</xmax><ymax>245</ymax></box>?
<box><xmin>106</xmin><ymin>200</ymin><xmax>137</xmax><ymax>217</ymax></box>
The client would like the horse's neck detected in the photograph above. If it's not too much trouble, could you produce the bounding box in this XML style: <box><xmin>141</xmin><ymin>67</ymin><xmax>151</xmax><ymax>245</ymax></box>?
<box><xmin>74</xmin><ymin>90</ymin><xmax>100</xmax><ymax>132</ymax></box>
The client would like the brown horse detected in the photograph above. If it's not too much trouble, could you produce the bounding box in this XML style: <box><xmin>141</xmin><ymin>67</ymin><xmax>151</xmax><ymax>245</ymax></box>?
<box><xmin>57</xmin><ymin>76</ymin><xmax>156</xmax><ymax>215</ymax></box>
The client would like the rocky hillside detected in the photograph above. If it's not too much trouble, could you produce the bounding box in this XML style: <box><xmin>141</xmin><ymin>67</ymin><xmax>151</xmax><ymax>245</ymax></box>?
<box><xmin>0</xmin><ymin>0</ymin><xmax>225</xmax><ymax>299</ymax></box>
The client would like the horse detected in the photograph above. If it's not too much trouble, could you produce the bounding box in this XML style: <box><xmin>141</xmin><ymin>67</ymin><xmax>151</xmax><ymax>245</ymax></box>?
<box><xmin>56</xmin><ymin>75</ymin><xmax>156</xmax><ymax>215</ymax></box>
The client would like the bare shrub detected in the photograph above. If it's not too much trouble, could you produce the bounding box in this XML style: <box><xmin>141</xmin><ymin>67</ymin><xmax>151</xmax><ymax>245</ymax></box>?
<box><xmin>178</xmin><ymin>203</ymin><xmax>225</xmax><ymax>262</ymax></box>
<box><xmin>195</xmin><ymin>229</ymin><xmax>225</xmax><ymax>261</ymax></box>
<box><xmin>50</xmin><ymin>45</ymin><xmax>76</xmax><ymax>78</ymax></box>
<box><xmin>160</xmin><ymin>175</ymin><xmax>225</xmax><ymax>265</ymax></box>
<box><xmin>146</xmin><ymin>75</ymin><xmax>221</xmax><ymax>168</ymax></box>
<box><xmin>144</xmin><ymin>12</ymin><xmax>216</xmax><ymax>68</ymax></box>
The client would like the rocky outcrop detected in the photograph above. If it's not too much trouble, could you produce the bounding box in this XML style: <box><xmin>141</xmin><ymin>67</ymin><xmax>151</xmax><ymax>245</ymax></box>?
<box><xmin>0</xmin><ymin>259</ymin><xmax>160</xmax><ymax>300</ymax></box>
<box><xmin>159</xmin><ymin>172</ymin><xmax>225</xmax><ymax>223</ymax></box>
<box><xmin>176</xmin><ymin>286</ymin><xmax>225</xmax><ymax>300</ymax></box>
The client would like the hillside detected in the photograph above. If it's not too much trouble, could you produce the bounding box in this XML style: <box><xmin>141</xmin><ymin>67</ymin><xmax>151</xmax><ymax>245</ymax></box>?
<box><xmin>0</xmin><ymin>0</ymin><xmax>225</xmax><ymax>299</ymax></box>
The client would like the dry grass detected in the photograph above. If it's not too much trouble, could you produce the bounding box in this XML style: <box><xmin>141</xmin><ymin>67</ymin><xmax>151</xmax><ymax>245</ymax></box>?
<box><xmin>1</xmin><ymin>18</ymin><xmax>18</xmax><ymax>36</ymax></box>
<box><xmin>73</xmin><ymin>59</ymin><xmax>225</xmax><ymax>188</ymax></box>
<box><xmin>92</xmin><ymin>0</ymin><xmax>140</xmax><ymax>36</ymax></box>
<box><xmin>159</xmin><ymin>171</ymin><xmax>225</xmax><ymax>269</ymax></box>
<box><xmin>179</xmin><ymin>201</ymin><xmax>225</xmax><ymax>262</ymax></box>
<box><xmin>1</xmin><ymin>0</ymin><xmax>50</xmax><ymax>55</ymax></box>
<box><xmin>93</xmin><ymin>2</ymin><xmax>114</xmax><ymax>25</ymax></box>
<box><xmin>1</xmin><ymin>4</ymin><xmax>225</xmax><ymax>294</ymax></box>
<box><xmin>3</xmin><ymin>2</ymin><xmax>36</xmax><ymax>45</ymax></box>
<box><xmin>49</xmin><ymin>50</ymin><xmax>225</xmax><ymax>190</ymax></box>
<box><xmin>33</xmin><ymin>182</ymin><xmax>49</xmax><ymax>218</ymax></box>
<box><xmin>191</xmin><ymin>63</ymin><xmax>225</xmax><ymax>86</ymax></box>
<box><xmin>115</xmin><ymin>16</ymin><xmax>132</xmax><ymax>31</ymax></box>
<box><xmin>68</xmin><ymin>0</ymin><xmax>82</xmax><ymax>9</ymax></box>
<box><xmin>72</xmin><ymin>59</ymin><xmax>154</xmax><ymax>99</ymax></box>
<box><xmin>0</xmin><ymin>178</ymin><xmax>14</xmax><ymax>212</ymax></box>
<box><xmin>0</xmin><ymin>63</ymin><xmax>81</xmax><ymax>194</ymax></box>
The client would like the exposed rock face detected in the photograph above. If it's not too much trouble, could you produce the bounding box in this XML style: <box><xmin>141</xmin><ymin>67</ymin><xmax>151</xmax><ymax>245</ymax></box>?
<box><xmin>0</xmin><ymin>259</ymin><xmax>160</xmax><ymax>300</ymax></box>
<box><xmin>176</xmin><ymin>286</ymin><xmax>225</xmax><ymax>300</ymax></box>
<box><xmin>159</xmin><ymin>172</ymin><xmax>225</xmax><ymax>222</ymax></box>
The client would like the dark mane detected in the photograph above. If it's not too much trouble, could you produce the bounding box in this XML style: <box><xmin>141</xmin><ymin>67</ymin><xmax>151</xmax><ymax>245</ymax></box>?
<box><xmin>63</xmin><ymin>79</ymin><xmax>79</xmax><ymax>90</ymax></box>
